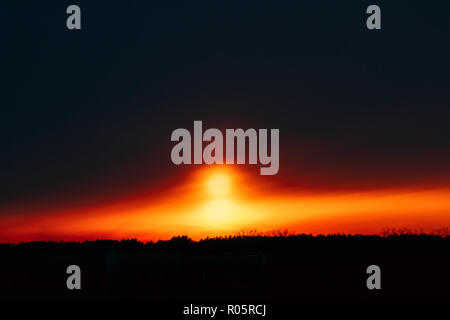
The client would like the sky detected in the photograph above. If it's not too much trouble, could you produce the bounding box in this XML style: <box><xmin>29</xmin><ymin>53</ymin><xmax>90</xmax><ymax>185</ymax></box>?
<box><xmin>1</xmin><ymin>1</ymin><xmax>450</xmax><ymax>242</ymax></box>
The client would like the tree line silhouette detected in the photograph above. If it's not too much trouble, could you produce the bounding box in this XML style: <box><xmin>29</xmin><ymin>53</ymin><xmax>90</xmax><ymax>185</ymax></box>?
<box><xmin>0</xmin><ymin>232</ymin><xmax>449</xmax><ymax>299</ymax></box>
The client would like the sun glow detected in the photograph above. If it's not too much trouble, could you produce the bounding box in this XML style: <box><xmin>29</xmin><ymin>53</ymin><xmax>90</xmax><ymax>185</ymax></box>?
<box><xmin>1</xmin><ymin>165</ymin><xmax>450</xmax><ymax>243</ymax></box>
<box><xmin>205</xmin><ymin>172</ymin><xmax>232</xmax><ymax>197</ymax></box>
<box><xmin>192</xmin><ymin>167</ymin><xmax>247</xmax><ymax>230</ymax></box>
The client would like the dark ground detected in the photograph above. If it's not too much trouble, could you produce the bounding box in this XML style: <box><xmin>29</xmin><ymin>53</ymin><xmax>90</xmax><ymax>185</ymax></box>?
<box><xmin>0</xmin><ymin>234</ymin><xmax>449</xmax><ymax>300</ymax></box>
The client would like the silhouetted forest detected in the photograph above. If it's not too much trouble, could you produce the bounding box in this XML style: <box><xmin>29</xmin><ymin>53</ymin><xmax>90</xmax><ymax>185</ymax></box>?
<box><xmin>0</xmin><ymin>233</ymin><xmax>449</xmax><ymax>299</ymax></box>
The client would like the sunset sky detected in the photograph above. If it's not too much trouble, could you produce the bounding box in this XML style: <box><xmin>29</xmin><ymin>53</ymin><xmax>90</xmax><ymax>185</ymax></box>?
<box><xmin>1</xmin><ymin>2</ymin><xmax>450</xmax><ymax>242</ymax></box>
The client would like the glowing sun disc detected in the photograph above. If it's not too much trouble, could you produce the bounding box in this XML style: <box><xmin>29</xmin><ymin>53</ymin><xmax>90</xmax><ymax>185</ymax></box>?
<box><xmin>206</xmin><ymin>172</ymin><xmax>232</xmax><ymax>197</ymax></box>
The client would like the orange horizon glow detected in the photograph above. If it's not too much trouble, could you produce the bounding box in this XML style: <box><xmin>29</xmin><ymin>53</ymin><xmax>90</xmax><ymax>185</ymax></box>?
<box><xmin>0</xmin><ymin>166</ymin><xmax>449</xmax><ymax>243</ymax></box>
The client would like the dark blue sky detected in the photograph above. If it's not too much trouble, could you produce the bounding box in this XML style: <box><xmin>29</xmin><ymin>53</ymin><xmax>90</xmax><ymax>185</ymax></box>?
<box><xmin>1</xmin><ymin>1</ymin><xmax>450</xmax><ymax>213</ymax></box>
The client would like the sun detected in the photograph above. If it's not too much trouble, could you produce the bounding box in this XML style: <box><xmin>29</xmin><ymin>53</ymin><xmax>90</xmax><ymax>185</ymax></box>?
<box><xmin>185</xmin><ymin>166</ymin><xmax>260</xmax><ymax>232</ymax></box>
<box><xmin>189</xmin><ymin>167</ymin><xmax>248</xmax><ymax>230</ymax></box>
<box><xmin>206</xmin><ymin>171</ymin><xmax>232</xmax><ymax>197</ymax></box>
